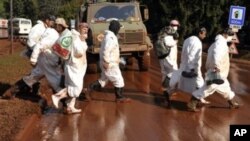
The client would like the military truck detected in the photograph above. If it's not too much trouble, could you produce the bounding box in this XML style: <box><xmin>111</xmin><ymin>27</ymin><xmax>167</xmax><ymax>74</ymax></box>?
<box><xmin>78</xmin><ymin>0</ymin><xmax>153</xmax><ymax>73</ymax></box>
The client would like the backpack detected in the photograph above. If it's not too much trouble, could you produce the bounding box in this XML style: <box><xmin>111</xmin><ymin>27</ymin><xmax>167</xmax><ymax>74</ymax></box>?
<box><xmin>52</xmin><ymin>29</ymin><xmax>73</xmax><ymax>60</ymax></box>
<box><xmin>154</xmin><ymin>31</ymin><xmax>171</xmax><ymax>59</ymax></box>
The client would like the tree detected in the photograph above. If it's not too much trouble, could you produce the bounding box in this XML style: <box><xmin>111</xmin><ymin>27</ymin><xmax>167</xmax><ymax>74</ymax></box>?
<box><xmin>141</xmin><ymin>0</ymin><xmax>240</xmax><ymax>43</ymax></box>
<box><xmin>0</xmin><ymin>0</ymin><xmax>8</xmax><ymax>18</ymax></box>
<box><xmin>3</xmin><ymin>0</ymin><xmax>37</xmax><ymax>22</ymax></box>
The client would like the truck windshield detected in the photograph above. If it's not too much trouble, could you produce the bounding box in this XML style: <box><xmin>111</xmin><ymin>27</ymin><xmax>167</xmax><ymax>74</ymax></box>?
<box><xmin>92</xmin><ymin>5</ymin><xmax>140</xmax><ymax>22</ymax></box>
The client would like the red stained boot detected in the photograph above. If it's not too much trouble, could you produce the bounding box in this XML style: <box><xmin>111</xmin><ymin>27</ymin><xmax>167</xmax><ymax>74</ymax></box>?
<box><xmin>115</xmin><ymin>87</ymin><xmax>131</xmax><ymax>103</ymax></box>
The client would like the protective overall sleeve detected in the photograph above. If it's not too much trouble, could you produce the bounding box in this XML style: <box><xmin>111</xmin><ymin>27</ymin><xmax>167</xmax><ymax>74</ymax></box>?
<box><xmin>30</xmin><ymin>29</ymin><xmax>59</xmax><ymax>65</ymax></box>
<box><xmin>213</xmin><ymin>41</ymin><xmax>225</xmax><ymax>69</ymax></box>
<box><xmin>27</xmin><ymin>21</ymin><xmax>45</xmax><ymax>48</ymax></box>
<box><xmin>187</xmin><ymin>40</ymin><xmax>202</xmax><ymax>70</ymax></box>
<box><xmin>102</xmin><ymin>37</ymin><xmax>114</xmax><ymax>64</ymax></box>
<box><xmin>30</xmin><ymin>43</ymin><xmax>43</xmax><ymax>65</ymax></box>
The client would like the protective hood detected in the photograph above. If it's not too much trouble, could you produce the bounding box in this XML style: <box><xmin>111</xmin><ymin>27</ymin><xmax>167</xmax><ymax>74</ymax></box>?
<box><xmin>215</xmin><ymin>34</ymin><xmax>227</xmax><ymax>42</ymax></box>
<box><xmin>109</xmin><ymin>20</ymin><xmax>122</xmax><ymax>35</ymax></box>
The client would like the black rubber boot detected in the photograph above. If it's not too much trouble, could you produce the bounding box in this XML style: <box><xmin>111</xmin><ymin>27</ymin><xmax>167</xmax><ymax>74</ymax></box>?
<box><xmin>163</xmin><ymin>91</ymin><xmax>171</xmax><ymax>108</ymax></box>
<box><xmin>86</xmin><ymin>80</ymin><xmax>101</xmax><ymax>99</ymax></box>
<box><xmin>115</xmin><ymin>87</ymin><xmax>131</xmax><ymax>103</ymax></box>
<box><xmin>162</xmin><ymin>76</ymin><xmax>170</xmax><ymax>88</ymax></box>
<box><xmin>228</xmin><ymin>97</ymin><xmax>240</xmax><ymax>109</ymax></box>
<box><xmin>59</xmin><ymin>75</ymin><xmax>65</xmax><ymax>88</ymax></box>
<box><xmin>187</xmin><ymin>96</ymin><xmax>200</xmax><ymax>112</ymax></box>
<box><xmin>78</xmin><ymin>88</ymin><xmax>91</xmax><ymax>101</ymax></box>
<box><xmin>31</xmin><ymin>82</ymin><xmax>40</xmax><ymax>96</ymax></box>
<box><xmin>9</xmin><ymin>79</ymin><xmax>31</xmax><ymax>98</ymax></box>
<box><xmin>89</xmin><ymin>80</ymin><xmax>101</xmax><ymax>91</ymax></box>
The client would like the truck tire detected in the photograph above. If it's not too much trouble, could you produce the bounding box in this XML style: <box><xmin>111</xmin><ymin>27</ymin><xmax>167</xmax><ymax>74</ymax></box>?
<box><xmin>126</xmin><ymin>57</ymin><xmax>134</xmax><ymax>65</ymax></box>
<box><xmin>87</xmin><ymin>63</ymin><xmax>99</xmax><ymax>73</ymax></box>
<box><xmin>135</xmin><ymin>51</ymin><xmax>150</xmax><ymax>71</ymax></box>
<box><xmin>86</xmin><ymin>53</ymin><xmax>100</xmax><ymax>73</ymax></box>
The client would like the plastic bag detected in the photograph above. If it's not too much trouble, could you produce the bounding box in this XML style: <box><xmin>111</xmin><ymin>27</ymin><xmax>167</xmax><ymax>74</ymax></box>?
<box><xmin>52</xmin><ymin>29</ymin><xmax>73</xmax><ymax>60</ymax></box>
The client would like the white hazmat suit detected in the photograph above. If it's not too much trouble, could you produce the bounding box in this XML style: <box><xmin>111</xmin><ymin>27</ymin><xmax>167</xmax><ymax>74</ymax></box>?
<box><xmin>159</xmin><ymin>35</ymin><xmax>178</xmax><ymax>82</ymax></box>
<box><xmin>23</xmin><ymin>28</ymin><xmax>62</xmax><ymax>92</ymax></box>
<box><xmin>27</xmin><ymin>20</ymin><xmax>47</xmax><ymax>49</ymax></box>
<box><xmin>98</xmin><ymin>30</ymin><xmax>124</xmax><ymax>88</ymax></box>
<box><xmin>169</xmin><ymin>36</ymin><xmax>204</xmax><ymax>93</ymax></box>
<box><xmin>193</xmin><ymin>34</ymin><xmax>235</xmax><ymax>100</ymax></box>
<box><xmin>64</xmin><ymin>29</ymin><xmax>88</xmax><ymax>98</ymax></box>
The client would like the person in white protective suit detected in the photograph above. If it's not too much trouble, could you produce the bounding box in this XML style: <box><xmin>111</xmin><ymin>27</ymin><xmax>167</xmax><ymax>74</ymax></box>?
<box><xmin>159</xmin><ymin>19</ymin><xmax>180</xmax><ymax>107</ymax></box>
<box><xmin>187</xmin><ymin>28</ymin><xmax>240</xmax><ymax>112</ymax></box>
<box><xmin>5</xmin><ymin>15</ymin><xmax>62</xmax><ymax>100</ymax></box>
<box><xmin>169</xmin><ymin>20</ymin><xmax>180</xmax><ymax>33</ymax></box>
<box><xmin>168</xmin><ymin>27</ymin><xmax>209</xmax><ymax>106</ymax></box>
<box><xmin>88</xmin><ymin>20</ymin><xmax>131</xmax><ymax>103</ymax></box>
<box><xmin>26</xmin><ymin>15</ymin><xmax>56</xmax><ymax>57</ymax></box>
<box><xmin>52</xmin><ymin>21</ymin><xmax>89</xmax><ymax>114</ymax></box>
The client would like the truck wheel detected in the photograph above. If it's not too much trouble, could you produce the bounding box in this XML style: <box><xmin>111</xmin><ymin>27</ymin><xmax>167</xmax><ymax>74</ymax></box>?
<box><xmin>87</xmin><ymin>63</ymin><xmax>99</xmax><ymax>73</ymax></box>
<box><xmin>126</xmin><ymin>57</ymin><xmax>134</xmax><ymax>65</ymax></box>
<box><xmin>86</xmin><ymin>53</ymin><xmax>100</xmax><ymax>73</ymax></box>
<box><xmin>136</xmin><ymin>51</ymin><xmax>150</xmax><ymax>71</ymax></box>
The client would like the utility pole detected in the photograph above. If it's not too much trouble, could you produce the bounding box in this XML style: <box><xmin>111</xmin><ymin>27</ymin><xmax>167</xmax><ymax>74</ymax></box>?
<box><xmin>10</xmin><ymin>0</ymin><xmax>13</xmax><ymax>54</ymax></box>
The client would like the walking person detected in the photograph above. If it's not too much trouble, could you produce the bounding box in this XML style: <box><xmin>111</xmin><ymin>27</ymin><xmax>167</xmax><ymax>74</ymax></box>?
<box><xmin>88</xmin><ymin>20</ymin><xmax>131</xmax><ymax>103</ymax></box>
<box><xmin>26</xmin><ymin>14</ymin><xmax>56</xmax><ymax>58</ymax></box>
<box><xmin>4</xmin><ymin>14</ymin><xmax>62</xmax><ymax>99</ymax></box>
<box><xmin>157</xmin><ymin>19</ymin><xmax>180</xmax><ymax>106</ymax></box>
<box><xmin>168</xmin><ymin>27</ymin><xmax>209</xmax><ymax>105</ymax></box>
<box><xmin>52</xmin><ymin>20</ymin><xmax>89</xmax><ymax>114</ymax></box>
<box><xmin>187</xmin><ymin>28</ymin><xmax>240</xmax><ymax>112</ymax></box>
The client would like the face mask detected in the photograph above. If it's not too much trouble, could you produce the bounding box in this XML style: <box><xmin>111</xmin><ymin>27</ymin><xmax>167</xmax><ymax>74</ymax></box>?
<box><xmin>227</xmin><ymin>36</ymin><xmax>233</xmax><ymax>42</ymax></box>
<box><xmin>80</xmin><ymin>33</ymin><xmax>88</xmax><ymax>40</ymax></box>
<box><xmin>172</xmin><ymin>26</ymin><xmax>178</xmax><ymax>31</ymax></box>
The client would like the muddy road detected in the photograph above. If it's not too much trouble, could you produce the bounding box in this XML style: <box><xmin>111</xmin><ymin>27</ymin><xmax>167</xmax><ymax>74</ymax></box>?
<box><xmin>16</xmin><ymin>52</ymin><xmax>250</xmax><ymax>141</ymax></box>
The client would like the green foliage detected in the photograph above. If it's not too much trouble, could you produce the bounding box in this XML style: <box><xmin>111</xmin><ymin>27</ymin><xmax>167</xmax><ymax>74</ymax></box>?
<box><xmin>38</xmin><ymin>0</ymin><xmax>61</xmax><ymax>16</ymax></box>
<box><xmin>1</xmin><ymin>0</ymin><xmax>250</xmax><ymax>44</ymax></box>
<box><xmin>2</xmin><ymin>0</ymin><xmax>38</xmax><ymax>22</ymax></box>
<box><xmin>57</xmin><ymin>0</ymin><xmax>81</xmax><ymax>22</ymax></box>
<box><xmin>0</xmin><ymin>0</ymin><xmax>8</xmax><ymax>18</ymax></box>
<box><xmin>1</xmin><ymin>0</ymin><xmax>79</xmax><ymax>25</ymax></box>
<box><xmin>142</xmin><ymin>0</ymin><xmax>250</xmax><ymax>43</ymax></box>
<box><xmin>0</xmin><ymin>49</ymin><xmax>31</xmax><ymax>84</ymax></box>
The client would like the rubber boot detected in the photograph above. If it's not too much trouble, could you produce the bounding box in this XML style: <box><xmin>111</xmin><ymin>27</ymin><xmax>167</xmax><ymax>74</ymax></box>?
<box><xmin>195</xmin><ymin>87</ymin><xmax>210</xmax><ymax>107</ymax></box>
<box><xmin>89</xmin><ymin>80</ymin><xmax>101</xmax><ymax>91</ymax></box>
<box><xmin>86</xmin><ymin>80</ymin><xmax>102</xmax><ymax>99</ymax></box>
<box><xmin>84</xmin><ymin>88</ymin><xmax>92</xmax><ymax>101</ymax></box>
<box><xmin>200</xmin><ymin>98</ymin><xmax>210</xmax><ymax>104</ymax></box>
<box><xmin>115</xmin><ymin>87</ymin><xmax>131</xmax><ymax>103</ymax></box>
<box><xmin>66</xmin><ymin>98</ymin><xmax>82</xmax><ymax>114</ymax></box>
<box><xmin>228</xmin><ymin>97</ymin><xmax>240</xmax><ymax>109</ymax></box>
<box><xmin>31</xmin><ymin>82</ymin><xmax>41</xmax><ymax>96</ymax></box>
<box><xmin>4</xmin><ymin>79</ymin><xmax>31</xmax><ymax>99</ymax></box>
<box><xmin>163</xmin><ymin>91</ymin><xmax>171</xmax><ymax>108</ymax></box>
<box><xmin>197</xmin><ymin>98</ymin><xmax>211</xmax><ymax>108</ymax></box>
<box><xmin>187</xmin><ymin>96</ymin><xmax>200</xmax><ymax>112</ymax></box>
<box><xmin>52</xmin><ymin>88</ymin><xmax>68</xmax><ymax>109</ymax></box>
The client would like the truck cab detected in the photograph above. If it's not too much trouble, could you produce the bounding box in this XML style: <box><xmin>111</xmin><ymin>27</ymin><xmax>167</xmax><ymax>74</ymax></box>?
<box><xmin>78</xmin><ymin>0</ymin><xmax>153</xmax><ymax>72</ymax></box>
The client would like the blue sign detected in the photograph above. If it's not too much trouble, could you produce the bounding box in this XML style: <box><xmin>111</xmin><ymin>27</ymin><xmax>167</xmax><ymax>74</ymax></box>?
<box><xmin>228</xmin><ymin>6</ymin><xmax>246</xmax><ymax>26</ymax></box>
